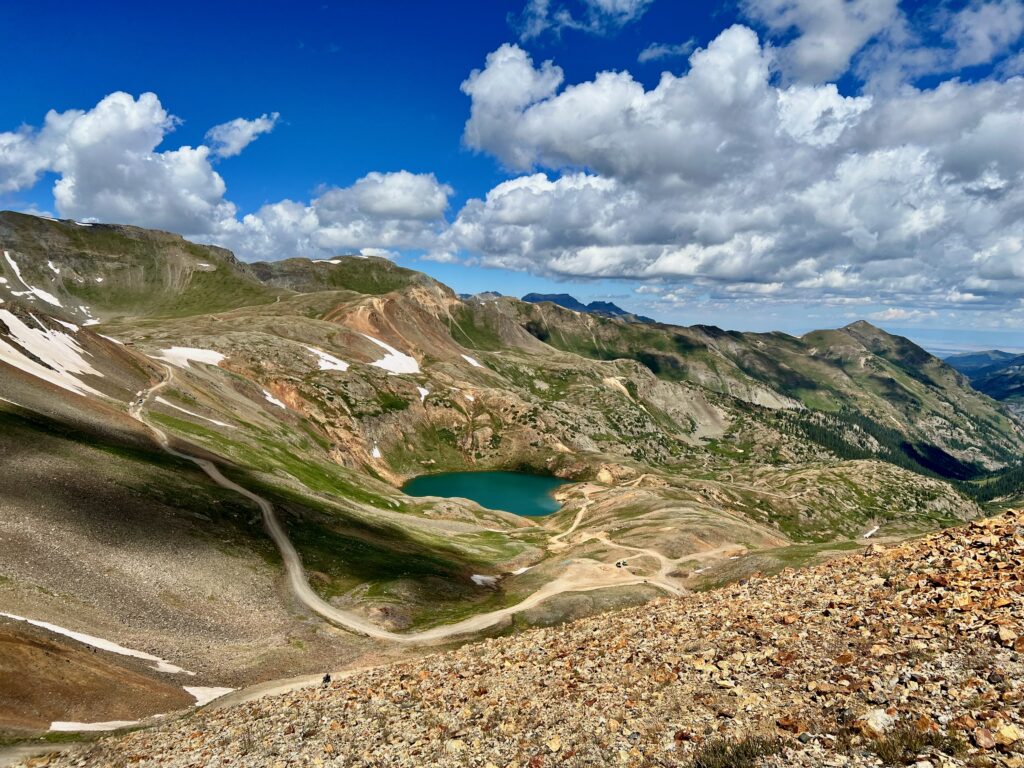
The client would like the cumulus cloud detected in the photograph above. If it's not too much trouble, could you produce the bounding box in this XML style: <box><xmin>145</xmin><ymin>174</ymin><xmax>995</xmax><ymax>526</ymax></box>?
<box><xmin>947</xmin><ymin>0</ymin><xmax>1024</xmax><ymax>68</ymax></box>
<box><xmin>638</xmin><ymin>39</ymin><xmax>697</xmax><ymax>63</ymax></box>
<box><xmin>0</xmin><ymin>93</ymin><xmax>451</xmax><ymax>259</ymax></box>
<box><xmin>514</xmin><ymin>0</ymin><xmax>652</xmax><ymax>40</ymax></box>
<box><xmin>743</xmin><ymin>0</ymin><xmax>900</xmax><ymax>83</ymax></box>
<box><xmin>0</xmin><ymin>92</ymin><xmax>235</xmax><ymax>233</ymax></box>
<box><xmin>206</xmin><ymin>112</ymin><xmax>280</xmax><ymax>158</ymax></box>
<box><xmin>445</xmin><ymin>28</ymin><xmax>1024</xmax><ymax>312</ymax></box>
<box><xmin>223</xmin><ymin>171</ymin><xmax>453</xmax><ymax>260</ymax></box>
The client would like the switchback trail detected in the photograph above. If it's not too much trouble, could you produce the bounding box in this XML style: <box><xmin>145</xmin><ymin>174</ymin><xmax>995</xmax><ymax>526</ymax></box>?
<box><xmin>130</xmin><ymin>366</ymin><xmax>681</xmax><ymax>644</ymax></box>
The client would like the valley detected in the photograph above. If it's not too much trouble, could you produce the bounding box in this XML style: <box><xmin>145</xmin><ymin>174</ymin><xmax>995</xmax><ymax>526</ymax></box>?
<box><xmin>1</xmin><ymin>210</ymin><xmax>1023</xmax><ymax>746</ymax></box>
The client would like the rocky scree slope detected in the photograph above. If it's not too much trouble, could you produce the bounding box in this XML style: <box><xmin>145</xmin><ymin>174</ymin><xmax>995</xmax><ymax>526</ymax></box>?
<box><xmin>31</xmin><ymin>508</ymin><xmax>1024</xmax><ymax>768</ymax></box>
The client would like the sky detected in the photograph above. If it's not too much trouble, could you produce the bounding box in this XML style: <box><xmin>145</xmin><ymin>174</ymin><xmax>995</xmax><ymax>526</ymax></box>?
<box><xmin>2</xmin><ymin>0</ymin><xmax>1024</xmax><ymax>352</ymax></box>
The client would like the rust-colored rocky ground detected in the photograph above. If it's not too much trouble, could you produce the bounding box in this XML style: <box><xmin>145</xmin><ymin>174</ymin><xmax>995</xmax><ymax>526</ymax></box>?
<box><xmin>24</xmin><ymin>510</ymin><xmax>1024</xmax><ymax>767</ymax></box>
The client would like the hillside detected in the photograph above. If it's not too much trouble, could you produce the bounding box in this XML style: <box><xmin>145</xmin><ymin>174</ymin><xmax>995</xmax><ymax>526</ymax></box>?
<box><xmin>971</xmin><ymin>355</ymin><xmax>1024</xmax><ymax>406</ymax></box>
<box><xmin>26</xmin><ymin>508</ymin><xmax>1024</xmax><ymax>767</ymax></box>
<box><xmin>2</xmin><ymin>211</ymin><xmax>1023</xmax><ymax>739</ymax></box>
<box><xmin>946</xmin><ymin>350</ymin><xmax>1019</xmax><ymax>376</ymax></box>
<box><xmin>944</xmin><ymin>349</ymin><xmax>1024</xmax><ymax>419</ymax></box>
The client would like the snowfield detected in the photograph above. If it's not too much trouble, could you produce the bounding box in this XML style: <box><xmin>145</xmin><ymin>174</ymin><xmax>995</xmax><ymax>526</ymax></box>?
<box><xmin>0</xmin><ymin>612</ymin><xmax>191</xmax><ymax>675</ymax></box>
<box><xmin>263</xmin><ymin>389</ymin><xmax>287</xmax><ymax>409</ymax></box>
<box><xmin>471</xmin><ymin>575</ymin><xmax>499</xmax><ymax>587</ymax></box>
<box><xmin>50</xmin><ymin>720</ymin><xmax>139</xmax><ymax>732</ymax></box>
<box><xmin>184</xmin><ymin>686</ymin><xmax>235</xmax><ymax>707</ymax></box>
<box><xmin>3</xmin><ymin>250</ymin><xmax>63</xmax><ymax>306</ymax></box>
<box><xmin>361</xmin><ymin>333</ymin><xmax>420</xmax><ymax>374</ymax></box>
<box><xmin>305</xmin><ymin>346</ymin><xmax>349</xmax><ymax>372</ymax></box>
<box><xmin>461</xmin><ymin>354</ymin><xmax>484</xmax><ymax>368</ymax></box>
<box><xmin>0</xmin><ymin>309</ymin><xmax>105</xmax><ymax>396</ymax></box>
<box><xmin>155</xmin><ymin>347</ymin><xmax>226</xmax><ymax>368</ymax></box>
<box><xmin>155</xmin><ymin>396</ymin><xmax>233</xmax><ymax>428</ymax></box>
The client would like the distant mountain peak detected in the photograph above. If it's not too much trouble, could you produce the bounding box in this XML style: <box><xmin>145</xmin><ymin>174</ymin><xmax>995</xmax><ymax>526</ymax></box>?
<box><xmin>521</xmin><ymin>293</ymin><xmax>655</xmax><ymax>323</ymax></box>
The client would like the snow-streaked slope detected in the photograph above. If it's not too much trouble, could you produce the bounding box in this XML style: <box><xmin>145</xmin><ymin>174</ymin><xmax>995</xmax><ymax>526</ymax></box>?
<box><xmin>361</xmin><ymin>333</ymin><xmax>420</xmax><ymax>374</ymax></box>
<box><xmin>3</xmin><ymin>250</ymin><xmax>63</xmax><ymax>307</ymax></box>
<box><xmin>155</xmin><ymin>347</ymin><xmax>226</xmax><ymax>368</ymax></box>
<box><xmin>0</xmin><ymin>309</ymin><xmax>104</xmax><ymax>396</ymax></box>
<box><xmin>263</xmin><ymin>389</ymin><xmax>287</xmax><ymax>409</ymax></box>
<box><xmin>0</xmin><ymin>612</ymin><xmax>191</xmax><ymax>675</ymax></box>
<box><xmin>184</xmin><ymin>686</ymin><xmax>235</xmax><ymax>707</ymax></box>
<box><xmin>305</xmin><ymin>346</ymin><xmax>349</xmax><ymax>372</ymax></box>
<box><xmin>155</xmin><ymin>396</ymin><xmax>234</xmax><ymax>428</ymax></box>
<box><xmin>50</xmin><ymin>720</ymin><xmax>139</xmax><ymax>732</ymax></box>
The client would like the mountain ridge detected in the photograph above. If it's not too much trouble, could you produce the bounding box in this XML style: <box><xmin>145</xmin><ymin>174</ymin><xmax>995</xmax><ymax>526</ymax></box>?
<box><xmin>522</xmin><ymin>292</ymin><xmax>657</xmax><ymax>323</ymax></box>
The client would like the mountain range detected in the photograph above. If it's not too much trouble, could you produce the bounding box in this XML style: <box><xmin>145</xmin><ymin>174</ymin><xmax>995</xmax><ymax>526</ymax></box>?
<box><xmin>522</xmin><ymin>292</ymin><xmax>657</xmax><ymax>323</ymax></box>
<box><xmin>946</xmin><ymin>349</ymin><xmax>1024</xmax><ymax>413</ymax></box>
<box><xmin>1</xmin><ymin>209</ymin><xmax>1023</xmax><ymax>749</ymax></box>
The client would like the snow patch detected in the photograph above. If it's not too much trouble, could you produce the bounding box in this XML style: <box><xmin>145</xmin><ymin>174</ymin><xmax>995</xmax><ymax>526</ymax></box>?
<box><xmin>47</xmin><ymin>260</ymin><xmax>61</xmax><ymax>275</ymax></box>
<box><xmin>511</xmin><ymin>566</ymin><xmax>532</xmax><ymax>576</ymax></box>
<box><xmin>461</xmin><ymin>354</ymin><xmax>483</xmax><ymax>368</ymax></box>
<box><xmin>50</xmin><ymin>720</ymin><xmax>138</xmax><ymax>732</ymax></box>
<box><xmin>155</xmin><ymin>397</ymin><xmax>233</xmax><ymax>428</ymax></box>
<box><xmin>371</xmin><ymin>443</ymin><xmax>382</xmax><ymax>459</ymax></box>
<box><xmin>155</xmin><ymin>347</ymin><xmax>226</xmax><ymax>368</ymax></box>
<box><xmin>263</xmin><ymin>389</ymin><xmax>287</xmax><ymax>409</ymax></box>
<box><xmin>3</xmin><ymin>250</ymin><xmax>63</xmax><ymax>306</ymax></box>
<box><xmin>94</xmin><ymin>277</ymin><xmax>104</xmax><ymax>283</ymax></box>
<box><xmin>99</xmin><ymin>334</ymin><xmax>123</xmax><ymax>345</ymax></box>
<box><xmin>305</xmin><ymin>346</ymin><xmax>349</xmax><ymax>372</ymax></box>
<box><xmin>184</xmin><ymin>686</ymin><xmax>235</xmax><ymax>707</ymax></box>
<box><xmin>0</xmin><ymin>277</ymin><xmax>7</xmax><ymax>284</ymax></box>
<box><xmin>0</xmin><ymin>612</ymin><xmax>191</xmax><ymax>675</ymax></box>
<box><xmin>417</xmin><ymin>386</ymin><xmax>429</xmax><ymax>402</ymax></box>
<box><xmin>471</xmin><ymin>574</ymin><xmax>499</xmax><ymax>587</ymax></box>
<box><xmin>0</xmin><ymin>309</ymin><xmax>104</xmax><ymax>397</ymax></box>
<box><xmin>465</xmin><ymin>392</ymin><xmax>475</xmax><ymax>402</ymax></box>
<box><xmin>74</xmin><ymin>220</ymin><xmax>93</xmax><ymax>227</ymax></box>
<box><xmin>863</xmin><ymin>526</ymin><xmax>880</xmax><ymax>539</ymax></box>
<box><xmin>361</xmin><ymin>333</ymin><xmax>420</xmax><ymax>374</ymax></box>
<box><xmin>54</xmin><ymin>319</ymin><xmax>79</xmax><ymax>331</ymax></box>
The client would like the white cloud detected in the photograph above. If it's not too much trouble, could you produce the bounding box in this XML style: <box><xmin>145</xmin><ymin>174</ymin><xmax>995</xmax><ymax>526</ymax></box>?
<box><xmin>446</xmin><ymin>28</ymin><xmax>1024</xmax><ymax>312</ymax></box>
<box><xmin>869</xmin><ymin>308</ymin><xmax>938</xmax><ymax>322</ymax></box>
<box><xmin>0</xmin><ymin>93</ymin><xmax>451</xmax><ymax>260</ymax></box>
<box><xmin>638</xmin><ymin>39</ymin><xmax>697</xmax><ymax>63</ymax></box>
<box><xmin>948</xmin><ymin>0</ymin><xmax>1024</xmax><ymax>68</ymax></box>
<box><xmin>0</xmin><ymin>92</ymin><xmax>236</xmax><ymax>234</ymax></box>
<box><xmin>226</xmin><ymin>171</ymin><xmax>452</xmax><ymax>260</ymax></box>
<box><xmin>205</xmin><ymin>112</ymin><xmax>280</xmax><ymax>158</ymax></box>
<box><xmin>743</xmin><ymin>0</ymin><xmax>900</xmax><ymax>83</ymax></box>
<box><xmin>514</xmin><ymin>0</ymin><xmax>652</xmax><ymax>40</ymax></box>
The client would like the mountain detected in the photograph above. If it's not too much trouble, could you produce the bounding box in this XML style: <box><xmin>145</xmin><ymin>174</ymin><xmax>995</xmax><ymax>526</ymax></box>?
<box><xmin>945</xmin><ymin>349</ymin><xmax>1019</xmax><ymax>376</ymax></box>
<box><xmin>972</xmin><ymin>354</ymin><xmax>1024</xmax><ymax>403</ymax></box>
<box><xmin>943</xmin><ymin>348</ymin><xmax>1024</xmax><ymax>416</ymax></box>
<box><xmin>522</xmin><ymin>292</ymin><xmax>590</xmax><ymax>312</ymax></box>
<box><xmin>2</xmin><ymin>210</ymin><xmax>1024</xmax><ymax>738</ymax></box>
<box><xmin>522</xmin><ymin>292</ymin><xmax>656</xmax><ymax>323</ymax></box>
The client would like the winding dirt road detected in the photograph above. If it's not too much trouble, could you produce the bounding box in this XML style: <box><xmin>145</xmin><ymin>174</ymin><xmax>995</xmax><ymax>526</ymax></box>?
<box><xmin>130</xmin><ymin>367</ymin><xmax>675</xmax><ymax>644</ymax></box>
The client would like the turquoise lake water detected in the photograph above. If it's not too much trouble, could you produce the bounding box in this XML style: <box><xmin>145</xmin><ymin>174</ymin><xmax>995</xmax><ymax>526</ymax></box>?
<box><xmin>401</xmin><ymin>471</ymin><xmax>568</xmax><ymax>516</ymax></box>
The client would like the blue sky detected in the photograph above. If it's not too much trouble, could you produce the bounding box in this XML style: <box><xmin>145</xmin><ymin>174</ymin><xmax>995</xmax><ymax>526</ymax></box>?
<box><xmin>2</xmin><ymin>0</ymin><xmax>1024</xmax><ymax>352</ymax></box>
